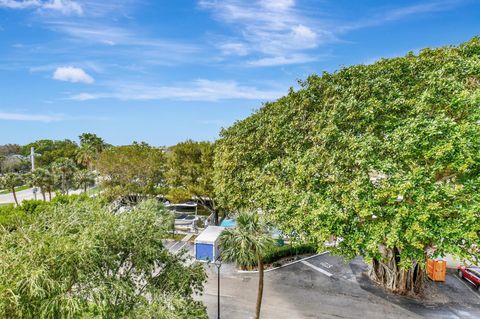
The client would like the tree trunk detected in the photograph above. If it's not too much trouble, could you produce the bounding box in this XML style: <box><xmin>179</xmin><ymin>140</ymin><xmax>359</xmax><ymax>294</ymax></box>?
<box><xmin>48</xmin><ymin>190</ymin><xmax>52</xmax><ymax>201</ymax></box>
<box><xmin>197</xmin><ymin>197</ymin><xmax>219</xmax><ymax>225</ymax></box>
<box><xmin>83</xmin><ymin>183</ymin><xmax>87</xmax><ymax>193</ymax></box>
<box><xmin>368</xmin><ymin>247</ymin><xmax>424</xmax><ymax>294</ymax></box>
<box><xmin>255</xmin><ymin>257</ymin><xmax>264</xmax><ymax>319</ymax></box>
<box><xmin>62</xmin><ymin>174</ymin><xmax>66</xmax><ymax>194</ymax></box>
<box><xmin>41</xmin><ymin>189</ymin><xmax>46</xmax><ymax>201</ymax></box>
<box><xmin>11</xmin><ymin>187</ymin><xmax>19</xmax><ymax>206</ymax></box>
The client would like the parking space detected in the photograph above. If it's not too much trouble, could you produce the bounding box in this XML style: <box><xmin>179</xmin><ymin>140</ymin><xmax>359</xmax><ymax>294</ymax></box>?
<box><xmin>165</xmin><ymin>240</ymin><xmax>195</xmax><ymax>256</ymax></box>
<box><xmin>199</xmin><ymin>253</ymin><xmax>480</xmax><ymax>319</ymax></box>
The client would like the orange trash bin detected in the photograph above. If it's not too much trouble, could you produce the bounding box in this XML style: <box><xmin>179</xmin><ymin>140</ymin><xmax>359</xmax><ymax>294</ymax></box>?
<box><xmin>426</xmin><ymin>258</ymin><xmax>447</xmax><ymax>281</ymax></box>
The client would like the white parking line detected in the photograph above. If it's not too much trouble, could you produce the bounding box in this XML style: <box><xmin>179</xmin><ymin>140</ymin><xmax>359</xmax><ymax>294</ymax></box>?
<box><xmin>301</xmin><ymin>260</ymin><xmax>333</xmax><ymax>277</ymax></box>
<box><xmin>169</xmin><ymin>241</ymin><xmax>181</xmax><ymax>251</ymax></box>
<box><xmin>237</xmin><ymin>252</ymin><xmax>330</xmax><ymax>274</ymax></box>
<box><xmin>174</xmin><ymin>241</ymin><xmax>189</xmax><ymax>253</ymax></box>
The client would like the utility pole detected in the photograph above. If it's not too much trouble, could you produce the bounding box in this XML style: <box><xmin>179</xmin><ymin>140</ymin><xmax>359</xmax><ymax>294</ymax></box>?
<box><xmin>30</xmin><ymin>147</ymin><xmax>37</xmax><ymax>200</ymax></box>
<box><xmin>30</xmin><ymin>147</ymin><xmax>35</xmax><ymax>171</ymax></box>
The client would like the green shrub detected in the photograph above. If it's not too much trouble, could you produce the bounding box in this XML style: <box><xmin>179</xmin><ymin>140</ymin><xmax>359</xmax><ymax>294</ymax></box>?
<box><xmin>0</xmin><ymin>199</ymin><xmax>207</xmax><ymax>318</ymax></box>
<box><xmin>236</xmin><ymin>243</ymin><xmax>317</xmax><ymax>268</ymax></box>
<box><xmin>0</xmin><ymin>196</ymin><xmax>96</xmax><ymax>230</ymax></box>
<box><xmin>50</xmin><ymin>193</ymin><xmax>89</xmax><ymax>205</ymax></box>
<box><xmin>262</xmin><ymin>244</ymin><xmax>317</xmax><ymax>265</ymax></box>
<box><xmin>21</xmin><ymin>200</ymin><xmax>48</xmax><ymax>215</ymax></box>
<box><xmin>0</xmin><ymin>204</ymin><xmax>28</xmax><ymax>230</ymax></box>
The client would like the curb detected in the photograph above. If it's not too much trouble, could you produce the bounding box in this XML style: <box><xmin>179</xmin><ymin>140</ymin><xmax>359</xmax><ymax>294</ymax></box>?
<box><xmin>237</xmin><ymin>251</ymin><xmax>330</xmax><ymax>274</ymax></box>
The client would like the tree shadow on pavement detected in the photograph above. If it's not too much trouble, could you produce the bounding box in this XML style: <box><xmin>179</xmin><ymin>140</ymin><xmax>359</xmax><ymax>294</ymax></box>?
<box><xmin>350</xmin><ymin>262</ymin><xmax>480</xmax><ymax>319</ymax></box>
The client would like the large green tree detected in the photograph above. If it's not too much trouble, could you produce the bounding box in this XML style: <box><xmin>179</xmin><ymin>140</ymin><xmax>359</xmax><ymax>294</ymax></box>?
<box><xmin>96</xmin><ymin>143</ymin><xmax>166</xmax><ymax>200</ymax></box>
<box><xmin>0</xmin><ymin>145</ymin><xmax>26</xmax><ymax>173</ymax></box>
<box><xmin>0</xmin><ymin>155</ymin><xmax>29</xmax><ymax>173</ymax></box>
<box><xmin>0</xmin><ymin>199</ymin><xmax>207</xmax><ymax>318</ymax></box>
<box><xmin>0</xmin><ymin>144</ymin><xmax>21</xmax><ymax>156</ymax></box>
<box><xmin>214</xmin><ymin>38</ymin><xmax>480</xmax><ymax>293</ymax></box>
<box><xmin>22</xmin><ymin>140</ymin><xmax>78</xmax><ymax>168</ymax></box>
<box><xmin>165</xmin><ymin>140</ymin><xmax>217</xmax><ymax>221</ymax></box>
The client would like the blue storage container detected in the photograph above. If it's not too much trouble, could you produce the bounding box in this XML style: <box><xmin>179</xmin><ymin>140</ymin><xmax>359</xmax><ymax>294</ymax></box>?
<box><xmin>194</xmin><ymin>226</ymin><xmax>225</xmax><ymax>262</ymax></box>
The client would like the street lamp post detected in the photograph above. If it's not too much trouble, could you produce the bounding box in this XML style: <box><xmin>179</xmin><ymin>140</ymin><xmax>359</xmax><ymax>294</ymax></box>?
<box><xmin>30</xmin><ymin>147</ymin><xmax>40</xmax><ymax>200</ymax></box>
<box><xmin>213</xmin><ymin>258</ymin><xmax>222</xmax><ymax>319</ymax></box>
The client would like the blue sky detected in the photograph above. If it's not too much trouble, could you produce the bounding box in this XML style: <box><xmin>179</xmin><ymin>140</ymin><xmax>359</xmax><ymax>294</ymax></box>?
<box><xmin>0</xmin><ymin>0</ymin><xmax>479</xmax><ymax>146</ymax></box>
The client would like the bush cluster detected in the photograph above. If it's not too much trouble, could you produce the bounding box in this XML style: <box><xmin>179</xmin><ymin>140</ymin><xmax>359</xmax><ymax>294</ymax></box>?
<box><xmin>0</xmin><ymin>194</ymin><xmax>92</xmax><ymax>230</ymax></box>
<box><xmin>263</xmin><ymin>244</ymin><xmax>317</xmax><ymax>265</ymax></box>
<box><xmin>236</xmin><ymin>243</ymin><xmax>317</xmax><ymax>268</ymax></box>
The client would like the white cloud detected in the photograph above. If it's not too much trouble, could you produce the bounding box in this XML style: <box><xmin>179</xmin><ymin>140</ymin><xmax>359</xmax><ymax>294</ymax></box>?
<box><xmin>291</xmin><ymin>25</ymin><xmax>317</xmax><ymax>47</ymax></box>
<box><xmin>338</xmin><ymin>0</ymin><xmax>465</xmax><ymax>32</ymax></box>
<box><xmin>0</xmin><ymin>0</ymin><xmax>83</xmax><ymax>15</ymax></box>
<box><xmin>42</xmin><ymin>0</ymin><xmax>82</xmax><ymax>15</ymax></box>
<box><xmin>219</xmin><ymin>42</ymin><xmax>250</xmax><ymax>56</ymax></box>
<box><xmin>247</xmin><ymin>54</ymin><xmax>317</xmax><ymax>67</ymax></box>
<box><xmin>53</xmin><ymin>66</ymin><xmax>94</xmax><ymax>84</ymax></box>
<box><xmin>200</xmin><ymin>0</ymin><xmax>467</xmax><ymax>66</ymax></box>
<box><xmin>261</xmin><ymin>0</ymin><xmax>294</xmax><ymax>11</ymax></box>
<box><xmin>46</xmin><ymin>21</ymin><xmax>200</xmax><ymax>58</ymax></box>
<box><xmin>69</xmin><ymin>92</ymin><xmax>96</xmax><ymax>101</ymax></box>
<box><xmin>69</xmin><ymin>79</ymin><xmax>284</xmax><ymax>102</ymax></box>
<box><xmin>0</xmin><ymin>112</ymin><xmax>62</xmax><ymax>122</ymax></box>
<box><xmin>0</xmin><ymin>0</ymin><xmax>39</xmax><ymax>9</ymax></box>
<box><xmin>199</xmin><ymin>0</ymin><xmax>329</xmax><ymax>66</ymax></box>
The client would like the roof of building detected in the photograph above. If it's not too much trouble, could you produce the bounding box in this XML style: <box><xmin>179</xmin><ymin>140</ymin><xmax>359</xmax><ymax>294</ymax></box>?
<box><xmin>165</xmin><ymin>201</ymin><xmax>197</xmax><ymax>208</ymax></box>
<box><xmin>195</xmin><ymin>226</ymin><xmax>225</xmax><ymax>244</ymax></box>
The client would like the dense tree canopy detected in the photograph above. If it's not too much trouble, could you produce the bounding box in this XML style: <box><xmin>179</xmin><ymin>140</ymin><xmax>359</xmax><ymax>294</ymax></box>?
<box><xmin>166</xmin><ymin>140</ymin><xmax>216</xmax><ymax>218</ymax></box>
<box><xmin>0</xmin><ymin>144</ymin><xmax>21</xmax><ymax>156</ymax></box>
<box><xmin>22</xmin><ymin>139</ymin><xmax>78</xmax><ymax>168</ymax></box>
<box><xmin>96</xmin><ymin>143</ymin><xmax>166</xmax><ymax>199</ymax></box>
<box><xmin>214</xmin><ymin>38</ymin><xmax>480</xmax><ymax>293</ymax></box>
<box><xmin>0</xmin><ymin>155</ymin><xmax>29</xmax><ymax>173</ymax></box>
<box><xmin>77</xmin><ymin>133</ymin><xmax>109</xmax><ymax>169</ymax></box>
<box><xmin>0</xmin><ymin>199</ymin><xmax>207</xmax><ymax>318</ymax></box>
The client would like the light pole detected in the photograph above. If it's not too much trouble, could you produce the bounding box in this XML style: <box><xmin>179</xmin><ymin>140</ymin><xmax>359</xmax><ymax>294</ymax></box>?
<box><xmin>30</xmin><ymin>147</ymin><xmax>39</xmax><ymax>200</ymax></box>
<box><xmin>30</xmin><ymin>147</ymin><xmax>35</xmax><ymax>171</ymax></box>
<box><xmin>213</xmin><ymin>258</ymin><xmax>222</xmax><ymax>319</ymax></box>
<box><xmin>31</xmin><ymin>147</ymin><xmax>36</xmax><ymax>200</ymax></box>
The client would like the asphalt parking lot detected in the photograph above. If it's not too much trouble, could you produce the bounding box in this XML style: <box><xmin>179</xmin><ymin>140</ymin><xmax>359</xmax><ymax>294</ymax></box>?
<box><xmin>192</xmin><ymin>250</ymin><xmax>480</xmax><ymax>319</ymax></box>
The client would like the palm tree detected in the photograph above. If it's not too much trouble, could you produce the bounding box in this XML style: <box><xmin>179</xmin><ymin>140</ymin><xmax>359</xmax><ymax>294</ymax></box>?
<box><xmin>52</xmin><ymin>158</ymin><xmax>76</xmax><ymax>195</ymax></box>
<box><xmin>41</xmin><ymin>168</ymin><xmax>55</xmax><ymax>201</ymax></box>
<box><xmin>73</xmin><ymin>169</ymin><xmax>96</xmax><ymax>193</ymax></box>
<box><xmin>78</xmin><ymin>133</ymin><xmax>108</xmax><ymax>169</ymax></box>
<box><xmin>26</xmin><ymin>168</ymin><xmax>55</xmax><ymax>201</ymax></box>
<box><xmin>26</xmin><ymin>170</ymin><xmax>46</xmax><ymax>201</ymax></box>
<box><xmin>76</xmin><ymin>145</ymin><xmax>96</xmax><ymax>169</ymax></box>
<box><xmin>0</xmin><ymin>172</ymin><xmax>23</xmax><ymax>205</ymax></box>
<box><xmin>219</xmin><ymin>211</ymin><xmax>274</xmax><ymax>319</ymax></box>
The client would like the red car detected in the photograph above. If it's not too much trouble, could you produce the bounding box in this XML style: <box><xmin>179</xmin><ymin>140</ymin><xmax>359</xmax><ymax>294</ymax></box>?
<box><xmin>458</xmin><ymin>266</ymin><xmax>480</xmax><ymax>291</ymax></box>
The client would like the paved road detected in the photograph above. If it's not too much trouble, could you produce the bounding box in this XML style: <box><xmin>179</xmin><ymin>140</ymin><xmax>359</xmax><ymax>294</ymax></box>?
<box><xmin>0</xmin><ymin>187</ymin><xmax>84</xmax><ymax>204</ymax></box>
<box><xmin>195</xmin><ymin>252</ymin><xmax>480</xmax><ymax>319</ymax></box>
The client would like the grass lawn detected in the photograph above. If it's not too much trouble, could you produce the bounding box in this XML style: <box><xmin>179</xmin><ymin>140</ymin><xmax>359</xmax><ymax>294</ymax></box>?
<box><xmin>0</xmin><ymin>185</ymin><xmax>30</xmax><ymax>195</ymax></box>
